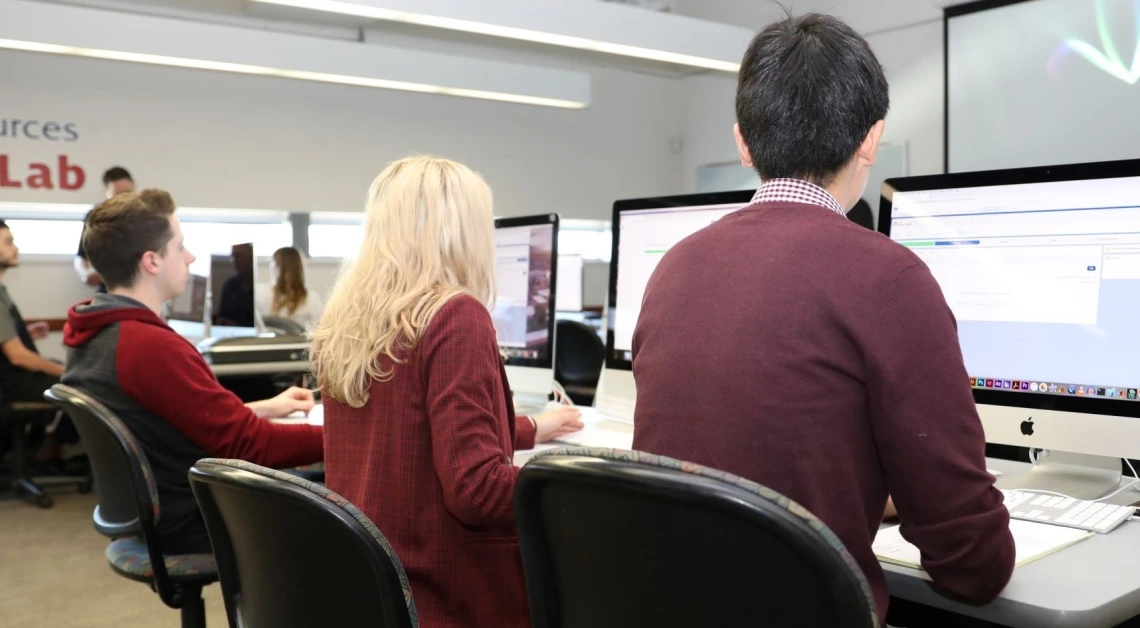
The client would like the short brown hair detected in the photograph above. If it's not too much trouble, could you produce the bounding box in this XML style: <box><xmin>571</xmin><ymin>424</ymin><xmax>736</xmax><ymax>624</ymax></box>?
<box><xmin>84</xmin><ymin>189</ymin><xmax>177</xmax><ymax>289</ymax></box>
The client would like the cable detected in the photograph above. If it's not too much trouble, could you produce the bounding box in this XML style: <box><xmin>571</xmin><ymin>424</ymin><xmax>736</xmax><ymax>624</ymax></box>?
<box><xmin>551</xmin><ymin>380</ymin><xmax>574</xmax><ymax>406</ymax></box>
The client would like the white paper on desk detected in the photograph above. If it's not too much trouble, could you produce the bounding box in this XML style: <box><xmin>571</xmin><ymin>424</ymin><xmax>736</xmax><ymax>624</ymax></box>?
<box><xmin>271</xmin><ymin>403</ymin><xmax>324</xmax><ymax>426</ymax></box>
<box><xmin>553</xmin><ymin>426</ymin><xmax>634</xmax><ymax>450</ymax></box>
<box><xmin>874</xmin><ymin>519</ymin><xmax>1092</xmax><ymax>569</ymax></box>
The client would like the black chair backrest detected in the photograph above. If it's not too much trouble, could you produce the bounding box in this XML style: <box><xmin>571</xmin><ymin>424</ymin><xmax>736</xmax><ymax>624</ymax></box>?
<box><xmin>188</xmin><ymin>459</ymin><xmax>419</xmax><ymax>628</ymax></box>
<box><xmin>515</xmin><ymin>448</ymin><xmax>878</xmax><ymax>628</ymax></box>
<box><xmin>44</xmin><ymin>384</ymin><xmax>189</xmax><ymax>606</ymax></box>
<box><xmin>554</xmin><ymin>320</ymin><xmax>604</xmax><ymax>388</ymax></box>
<box><xmin>44</xmin><ymin>385</ymin><xmax>159</xmax><ymax>539</ymax></box>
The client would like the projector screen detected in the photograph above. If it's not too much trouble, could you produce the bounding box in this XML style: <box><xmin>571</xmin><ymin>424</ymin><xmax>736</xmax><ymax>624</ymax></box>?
<box><xmin>947</xmin><ymin>0</ymin><xmax>1140</xmax><ymax>173</ymax></box>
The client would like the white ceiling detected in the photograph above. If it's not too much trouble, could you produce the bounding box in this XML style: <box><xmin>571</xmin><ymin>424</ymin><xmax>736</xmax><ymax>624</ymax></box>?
<box><xmin>673</xmin><ymin>0</ymin><xmax>963</xmax><ymax>36</ymax></box>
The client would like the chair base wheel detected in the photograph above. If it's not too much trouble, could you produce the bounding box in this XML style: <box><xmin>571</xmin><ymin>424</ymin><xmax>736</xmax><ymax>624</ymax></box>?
<box><xmin>14</xmin><ymin>478</ymin><xmax>53</xmax><ymax>508</ymax></box>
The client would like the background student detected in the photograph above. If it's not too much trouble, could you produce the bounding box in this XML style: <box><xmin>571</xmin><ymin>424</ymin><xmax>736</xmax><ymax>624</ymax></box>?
<box><xmin>256</xmin><ymin>246</ymin><xmax>324</xmax><ymax>329</ymax></box>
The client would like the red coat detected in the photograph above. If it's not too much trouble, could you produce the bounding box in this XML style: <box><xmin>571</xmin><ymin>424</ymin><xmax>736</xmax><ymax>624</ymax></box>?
<box><xmin>324</xmin><ymin>295</ymin><xmax>537</xmax><ymax>628</ymax></box>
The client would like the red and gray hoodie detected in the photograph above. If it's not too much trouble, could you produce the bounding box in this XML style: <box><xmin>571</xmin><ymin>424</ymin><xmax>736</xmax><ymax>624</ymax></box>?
<box><xmin>64</xmin><ymin>294</ymin><xmax>323</xmax><ymax>553</ymax></box>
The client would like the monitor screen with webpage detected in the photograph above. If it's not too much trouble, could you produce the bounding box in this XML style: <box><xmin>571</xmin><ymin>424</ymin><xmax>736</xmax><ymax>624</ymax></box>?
<box><xmin>492</xmin><ymin>215</ymin><xmax>558</xmax><ymax>369</ymax></box>
<box><xmin>607</xmin><ymin>191</ymin><xmax>756</xmax><ymax>370</ymax></box>
<box><xmin>881</xmin><ymin>159</ymin><xmax>1140</xmax><ymax>432</ymax></box>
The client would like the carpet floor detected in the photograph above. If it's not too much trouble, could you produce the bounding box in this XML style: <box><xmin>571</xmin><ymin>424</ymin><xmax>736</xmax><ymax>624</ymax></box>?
<box><xmin>0</xmin><ymin>488</ymin><xmax>228</xmax><ymax>627</ymax></box>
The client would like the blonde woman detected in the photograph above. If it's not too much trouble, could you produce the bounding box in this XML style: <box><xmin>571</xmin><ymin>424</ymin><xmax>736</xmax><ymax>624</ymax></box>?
<box><xmin>312</xmin><ymin>157</ymin><xmax>582</xmax><ymax>628</ymax></box>
<box><xmin>256</xmin><ymin>246</ymin><xmax>323</xmax><ymax>328</ymax></box>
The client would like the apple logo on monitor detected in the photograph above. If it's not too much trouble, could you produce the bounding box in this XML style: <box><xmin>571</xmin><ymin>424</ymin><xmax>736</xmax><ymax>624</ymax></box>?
<box><xmin>1020</xmin><ymin>417</ymin><xmax>1035</xmax><ymax>436</ymax></box>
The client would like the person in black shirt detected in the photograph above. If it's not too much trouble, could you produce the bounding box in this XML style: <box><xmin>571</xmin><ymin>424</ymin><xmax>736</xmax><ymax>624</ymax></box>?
<box><xmin>75</xmin><ymin>167</ymin><xmax>136</xmax><ymax>292</ymax></box>
<box><xmin>215</xmin><ymin>243</ymin><xmax>256</xmax><ymax>328</ymax></box>
<box><xmin>0</xmin><ymin>221</ymin><xmax>80</xmax><ymax>461</ymax></box>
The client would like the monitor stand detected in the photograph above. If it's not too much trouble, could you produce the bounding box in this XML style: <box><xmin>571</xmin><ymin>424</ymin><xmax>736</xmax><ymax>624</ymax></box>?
<box><xmin>995</xmin><ymin>450</ymin><xmax>1123</xmax><ymax>500</ymax></box>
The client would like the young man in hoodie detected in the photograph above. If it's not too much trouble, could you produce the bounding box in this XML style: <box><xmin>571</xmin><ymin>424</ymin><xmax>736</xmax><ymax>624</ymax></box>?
<box><xmin>64</xmin><ymin>189</ymin><xmax>323</xmax><ymax>554</ymax></box>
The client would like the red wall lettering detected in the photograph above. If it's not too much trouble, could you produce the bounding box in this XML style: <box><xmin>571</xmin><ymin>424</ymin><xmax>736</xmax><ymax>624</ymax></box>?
<box><xmin>0</xmin><ymin>155</ymin><xmax>86</xmax><ymax>191</ymax></box>
<box><xmin>0</xmin><ymin>156</ymin><xmax>22</xmax><ymax>189</ymax></box>
<box><xmin>28</xmin><ymin>163</ymin><xmax>53</xmax><ymax>189</ymax></box>
<box><xmin>60</xmin><ymin>155</ymin><xmax>85</xmax><ymax>191</ymax></box>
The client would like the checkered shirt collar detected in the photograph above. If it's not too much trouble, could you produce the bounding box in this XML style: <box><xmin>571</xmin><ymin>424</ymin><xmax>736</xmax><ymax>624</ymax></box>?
<box><xmin>750</xmin><ymin>178</ymin><xmax>845</xmax><ymax>215</ymax></box>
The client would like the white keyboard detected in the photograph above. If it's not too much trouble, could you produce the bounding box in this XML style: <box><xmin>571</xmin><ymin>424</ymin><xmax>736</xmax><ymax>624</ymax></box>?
<box><xmin>1003</xmin><ymin>489</ymin><xmax>1135</xmax><ymax>534</ymax></box>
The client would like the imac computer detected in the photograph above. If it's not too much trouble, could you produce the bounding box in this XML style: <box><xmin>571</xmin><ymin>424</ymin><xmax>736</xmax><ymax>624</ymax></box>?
<box><xmin>167</xmin><ymin>255</ymin><xmax>210</xmax><ymax>339</ymax></box>
<box><xmin>210</xmin><ymin>242</ymin><xmax>260</xmax><ymax>338</ymax></box>
<box><xmin>493</xmin><ymin>214</ymin><xmax>559</xmax><ymax>413</ymax></box>
<box><xmin>601</xmin><ymin>191</ymin><xmax>756</xmax><ymax>423</ymax></box>
<box><xmin>881</xmin><ymin>158</ymin><xmax>1140</xmax><ymax>498</ymax></box>
<box><xmin>556</xmin><ymin>254</ymin><xmax>584</xmax><ymax>312</ymax></box>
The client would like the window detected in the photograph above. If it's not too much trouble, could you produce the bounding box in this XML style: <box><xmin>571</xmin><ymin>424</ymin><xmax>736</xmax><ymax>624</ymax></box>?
<box><xmin>559</xmin><ymin>220</ymin><xmax>611</xmax><ymax>262</ymax></box>
<box><xmin>179</xmin><ymin>209</ymin><xmax>292</xmax><ymax>257</ymax></box>
<box><xmin>0</xmin><ymin>202</ymin><xmax>90</xmax><ymax>255</ymax></box>
<box><xmin>7</xmin><ymin>219</ymin><xmax>85</xmax><ymax>255</ymax></box>
<box><xmin>308</xmin><ymin>212</ymin><xmax>364</xmax><ymax>259</ymax></box>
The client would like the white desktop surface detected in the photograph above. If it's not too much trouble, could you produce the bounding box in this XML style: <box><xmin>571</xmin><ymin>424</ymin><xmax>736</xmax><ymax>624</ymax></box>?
<box><xmin>514</xmin><ymin>409</ymin><xmax>633</xmax><ymax>466</ymax></box>
<box><xmin>882</xmin><ymin>457</ymin><xmax>1140</xmax><ymax>628</ymax></box>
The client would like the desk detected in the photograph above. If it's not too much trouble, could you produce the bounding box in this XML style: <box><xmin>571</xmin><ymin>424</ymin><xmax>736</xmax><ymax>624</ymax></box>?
<box><xmin>513</xmin><ymin>415</ymin><xmax>633</xmax><ymax>466</ymax></box>
<box><xmin>884</xmin><ymin>458</ymin><xmax>1140</xmax><ymax>628</ymax></box>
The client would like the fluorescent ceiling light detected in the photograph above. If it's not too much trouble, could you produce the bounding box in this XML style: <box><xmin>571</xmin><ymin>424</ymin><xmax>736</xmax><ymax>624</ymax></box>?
<box><xmin>0</xmin><ymin>0</ymin><xmax>590</xmax><ymax>109</ymax></box>
<box><xmin>249</xmin><ymin>0</ymin><xmax>748</xmax><ymax>73</ymax></box>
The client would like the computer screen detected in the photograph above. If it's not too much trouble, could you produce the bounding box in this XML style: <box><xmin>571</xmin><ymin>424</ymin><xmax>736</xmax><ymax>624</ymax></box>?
<box><xmin>607</xmin><ymin>191</ymin><xmax>756</xmax><ymax>370</ymax></box>
<box><xmin>211</xmin><ymin>242</ymin><xmax>256</xmax><ymax>329</ymax></box>
<box><xmin>168</xmin><ymin>255</ymin><xmax>210</xmax><ymax>324</ymax></box>
<box><xmin>885</xmin><ymin>165</ymin><xmax>1140</xmax><ymax>407</ymax></box>
<box><xmin>556</xmin><ymin>254</ymin><xmax>584</xmax><ymax>312</ymax></box>
<box><xmin>492</xmin><ymin>215</ymin><xmax>558</xmax><ymax>368</ymax></box>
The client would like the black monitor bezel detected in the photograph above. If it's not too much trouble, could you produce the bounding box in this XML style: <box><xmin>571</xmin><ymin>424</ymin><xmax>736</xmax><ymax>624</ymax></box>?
<box><xmin>493</xmin><ymin>213</ymin><xmax>559</xmax><ymax>370</ymax></box>
<box><xmin>606</xmin><ymin>190</ymin><xmax>757</xmax><ymax>371</ymax></box>
<box><xmin>879</xmin><ymin>158</ymin><xmax>1140</xmax><ymax>418</ymax></box>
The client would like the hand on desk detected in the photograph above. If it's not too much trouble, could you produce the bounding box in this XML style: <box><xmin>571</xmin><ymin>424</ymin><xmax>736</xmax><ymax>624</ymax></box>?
<box><xmin>247</xmin><ymin>386</ymin><xmax>316</xmax><ymax>419</ymax></box>
<box><xmin>28</xmin><ymin>321</ymin><xmax>50</xmax><ymax>340</ymax></box>
<box><xmin>534</xmin><ymin>406</ymin><xmax>584</xmax><ymax>444</ymax></box>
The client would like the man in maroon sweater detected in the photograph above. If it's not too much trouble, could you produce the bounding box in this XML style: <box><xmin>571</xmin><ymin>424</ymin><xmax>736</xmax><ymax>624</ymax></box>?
<box><xmin>62</xmin><ymin>189</ymin><xmax>323</xmax><ymax>554</ymax></box>
<box><xmin>631</xmin><ymin>14</ymin><xmax>1014</xmax><ymax>623</ymax></box>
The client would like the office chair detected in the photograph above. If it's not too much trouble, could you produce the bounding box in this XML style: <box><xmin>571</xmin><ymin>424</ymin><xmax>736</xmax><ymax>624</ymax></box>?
<box><xmin>515</xmin><ymin>447</ymin><xmax>878</xmax><ymax>628</ymax></box>
<box><xmin>188</xmin><ymin>459</ymin><xmax>419</xmax><ymax>628</ymax></box>
<box><xmin>44</xmin><ymin>385</ymin><xmax>217</xmax><ymax>628</ymax></box>
<box><xmin>0</xmin><ymin>398</ymin><xmax>92</xmax><ymax>508</ymax></box>
<box><xmin>554</xmin><ymin>320</ymin><xmax>604</xmax><ymax>406</ymax></box>
<box><xmin>261</xmin><ymin>315</ymin><xmax>307</xmax><ymax>336</ymax></box>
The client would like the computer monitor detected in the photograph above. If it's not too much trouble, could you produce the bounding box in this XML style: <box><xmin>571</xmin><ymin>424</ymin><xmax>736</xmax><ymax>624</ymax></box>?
<box><xmin>881</xmin><ymin>159</ymin><xmax>1140</xmax><ymax>498</ymax></box>
<box><xmin>492</xmin><ymin>214</ymin><xmax>559</xmax><ymax>410</ymax></box>
<box><xmin>556</xmin><ymin>254</ymin><xmax>584</xmax><ymax>312</ymax></box>
<box><xmin>166</xmin><ymin>254</ymin><xmax>211</xmax><ymax>339</ymax></box>
<box><xmin>602</xmin><ymin>190</ymin><xmax>756</xmax><ymax>422</ymax></box>
<box><xmin>211</xmin><ymin>242</ymin><xmax>258</xmax><ymax>335</ymax></box>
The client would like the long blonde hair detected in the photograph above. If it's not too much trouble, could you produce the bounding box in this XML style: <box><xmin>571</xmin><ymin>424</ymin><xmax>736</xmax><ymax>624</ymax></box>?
<box><xmin>271</xmin><ymin>247</ymin><xmax>308</xmax><ymax>316</ymax></box>
<box><xmin>310</xmin><ymin>156</ymin><xmax>496</xmax><ymax>408</ymax></box>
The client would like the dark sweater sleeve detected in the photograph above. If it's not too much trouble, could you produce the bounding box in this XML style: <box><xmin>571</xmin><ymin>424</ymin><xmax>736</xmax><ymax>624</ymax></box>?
<box><xmin>423</xmin><ymin>297</ymin><xmax>520</xmax><ymax>528</ymax></box>
<box><xmin>866</xmin><ymin>264</ymin><xmax>1015</xmax><ymax>604</ymax></box>
<box><xmin>116</xmin><ymin>321</ymin><xmax>323</xmax><ymax>468</ymax></box>
<box><xmin>514</xmin><ymin>415</ymin><xmax>537</xmax><ymax>452</ymax></box>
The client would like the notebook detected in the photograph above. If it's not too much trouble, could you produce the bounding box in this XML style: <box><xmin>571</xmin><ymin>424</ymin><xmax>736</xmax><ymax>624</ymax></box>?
<box><xmin>874</xmin><ymin>519</ymin><xmax>1092</xmax><ymax>569</ymax></box>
